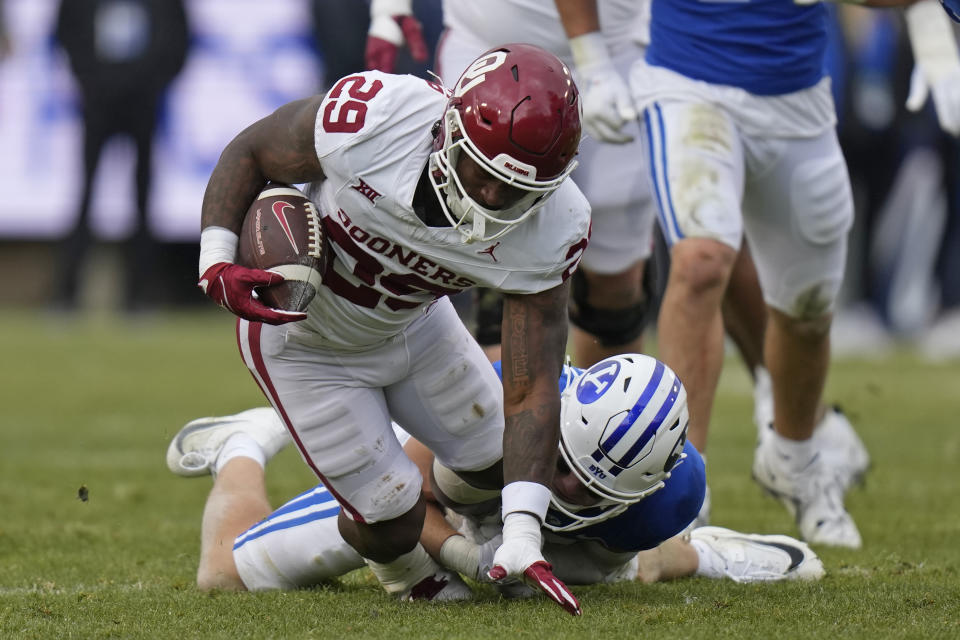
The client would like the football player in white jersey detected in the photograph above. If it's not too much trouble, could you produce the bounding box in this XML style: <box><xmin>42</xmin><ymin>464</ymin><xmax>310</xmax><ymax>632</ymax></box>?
<box><xmin>196</xmin><ymin>44</ymin><xmax>588</xmax><ymax>613</ymax></box>
<box><xmin>554</xmin><ymin>0</ymin><xmax>959</xmax><ymax>550</ymax></box>
<box><xmin>168</xmin><ymin>354</ymin><xmax>824</xmax><ymax>597</ymax></box>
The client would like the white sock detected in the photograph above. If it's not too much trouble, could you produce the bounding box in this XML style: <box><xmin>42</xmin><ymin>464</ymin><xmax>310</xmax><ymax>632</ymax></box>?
<box><xmin>769</xmin><ymin>430</ymin><xmax>816</xmax><ymax>473</ymax></box>
<box><xmin>214</xmin><ymin>432</ymin><xmax>266</xmax><ymax>475</ymax></box>
<box><xmin>366</xmin><ymin>544</ymin><xmax>438</xmax><ymax>595</ymax></box>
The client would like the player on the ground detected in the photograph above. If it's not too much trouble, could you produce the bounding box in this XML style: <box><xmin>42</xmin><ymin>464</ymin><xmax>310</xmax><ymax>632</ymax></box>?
<box><xmin>167</xmin><ymin>354</ymin><xmax>824</xmax><ymax>596</ymax></box>
<box><xmin>196</xmin><ymin>44</ymin><xmax>588</xmax><ymax>612</ymax></box>
<box><xmin>551</xmin><ymin>0</ymin><xmax>959</xmax><ymax>548</ymax></box>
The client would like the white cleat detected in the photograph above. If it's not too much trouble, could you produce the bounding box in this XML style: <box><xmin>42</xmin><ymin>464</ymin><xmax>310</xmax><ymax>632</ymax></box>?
<box><xmin>753</xmin><ymin>368</ymin><xmax>870</xmax><ymax>492</ymax></box>
<box><xmin>752</xmin><ymin>437</ymin><xmax>862</xmax><ymax>549</ymax></box>
<box><xmin>691</xmin><ymin>526</ymin><xmax>825</xmax><ymax>583</ymax></box>
<box><xmin>166</xmin><ymin>407</ymin><xmax>291</xmax><ymax>477</ymax></box>
<box><xmin>815</xmin><ymin>406</ymin><xmax>870</xmax><ymax>490</ymax></box>
<box><xmin>401</xmin><ymin>570</ymin><xmax>474</xmax><ymax>602</ymax></box>
<box><xmin>755</xmin><ymin>406</ymin><xmax>871</xmax><ymax>493</ymax></box>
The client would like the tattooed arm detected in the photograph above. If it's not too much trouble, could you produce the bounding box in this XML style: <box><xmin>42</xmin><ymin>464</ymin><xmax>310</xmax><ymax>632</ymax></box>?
<box><xmin>500</xmin><ymin>280</ymin><xmax>570</xmax><ymax>490</ymax></box>
<box><xmin>491</xmin><ymin>280</ymin><xmax>582</xmax><ymax>616</ymax></box>
<box><xmin>201</xmin><ymin>97</ymin><xmax>326</xmax><ymax>233</ymax></box>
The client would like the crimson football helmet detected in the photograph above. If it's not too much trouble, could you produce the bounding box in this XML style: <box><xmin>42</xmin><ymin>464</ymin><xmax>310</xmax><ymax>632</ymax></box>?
<box><xmin>545</xmin><ymin>354</ymin><xmax>690</xmax><ymax>532</ymax></box>
<box><xmin>429</xmin><ymin>43</ymin><xmax>582</xmax><ymax>243</ymax></box>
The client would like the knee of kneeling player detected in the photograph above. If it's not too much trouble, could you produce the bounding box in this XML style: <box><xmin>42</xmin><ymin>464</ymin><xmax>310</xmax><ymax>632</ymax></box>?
<box><xmin>569</xmin><ymin>270</ymin><xmax>654</xmax><ymax>347</ymax></box>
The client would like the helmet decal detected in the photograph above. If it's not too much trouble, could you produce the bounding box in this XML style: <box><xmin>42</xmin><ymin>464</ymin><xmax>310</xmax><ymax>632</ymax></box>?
<box><xmin>575</xmin><ymin>360</ymin><xmax>621</xmax><ymax>404</ymax></box>
<box><xmin>453</xmin><ymin>51</ymin><xmax>508</xmax><ymax>98</ymax></box>
<box><xmin>600</xmin><ymin>381</ymin><xmax>683</xmax><ymax>475</ymax></box>
<box><xmin>594</xmin><ymin>361</ymin><xmax>682</xmax><ymax>471</ymax></box>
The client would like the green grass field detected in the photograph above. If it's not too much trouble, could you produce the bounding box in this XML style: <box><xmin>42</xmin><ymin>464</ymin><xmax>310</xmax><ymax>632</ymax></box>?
<box><xmin>1</xmin><ymin>310</ymin><xmax>958</xmax><ymax>639</ymax></box>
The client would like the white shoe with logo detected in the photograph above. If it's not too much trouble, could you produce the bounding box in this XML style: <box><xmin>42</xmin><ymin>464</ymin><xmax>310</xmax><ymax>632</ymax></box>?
<box><xmin>166</xmin><ymin>407</ymin><xmax>290</xmax><ymax>477</ymax></box>
<box><xmin>753</xmin><ymin>368</ymin><xmax>870</xmax><ymax>492</ymax></box>
<box><xmin>752</xmin><ymin>436</ymin><xmax>862</xmax><ymax>549</ymax></box>
<box><xmin>814</xmin><ymin>406</ymin><xmax>870</xmax><ymax>490</ymax></box>
<box><xmin>690</xmin><ymin>526</ymin><xmax>825</xmax><ymax>582</ymax></box>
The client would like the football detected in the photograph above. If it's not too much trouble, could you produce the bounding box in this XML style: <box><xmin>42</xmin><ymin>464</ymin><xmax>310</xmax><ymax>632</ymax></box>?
<box><xmin>237</xmin><ymin>182</ymin><xmax>327</xmax><ymax>312</ymax></box>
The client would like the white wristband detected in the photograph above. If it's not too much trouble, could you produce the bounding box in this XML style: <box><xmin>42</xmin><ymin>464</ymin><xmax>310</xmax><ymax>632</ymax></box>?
<box><xmin>569</xmin><ymin>31</ymin><xmax>612</xmax><ymax>73</ymax></box>
<box><xmin>198</xmin><ymin>226</ymin><xmax>239</xmax><ymax>278</ymax></box>
<box><xmin>501</xmin><ymin>481</ymin><xmax>551</xmax><ymax>524</ymax></box>
<box><xmin>368</xmin><ymin>15</ymin><xmax>403</xmax><ymax>45</ymax></box>
<box><xmin>906</xmin><ymin>0</ymin><xmax>960</xmax><ymax>83</ymax></box>
<box><xmin>370</xmin><ymin>0</ymin><xmax>412</xmax><ymax>18</ymax></box>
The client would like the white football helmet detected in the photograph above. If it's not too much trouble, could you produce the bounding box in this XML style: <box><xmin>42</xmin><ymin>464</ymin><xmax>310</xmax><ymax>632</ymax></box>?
<box><xmin>428</xmin><ymin>43</ymin><xmax>581</xmax><ymax>243</ymax></box>
<box><xmin>545</xmin><ymin>353</ymin><xmax>690</xmax><ymax>532</ymax></box>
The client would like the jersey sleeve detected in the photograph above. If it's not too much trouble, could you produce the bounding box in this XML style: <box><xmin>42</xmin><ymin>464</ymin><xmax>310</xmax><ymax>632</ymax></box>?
<box><xmin>497</xmin><ymin>180</ymin><xmax>592</xmax><ymax>294</ymax></box>
<box><xmin>313</xmin><ymin>71</ymin><xmax>447</xmax><ymax>169</ymax></box>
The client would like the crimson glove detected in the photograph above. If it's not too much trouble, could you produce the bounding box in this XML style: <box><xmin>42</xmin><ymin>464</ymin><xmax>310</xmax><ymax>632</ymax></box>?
<box><xmin>198</xmin><ymin>262</ymin><xmax>307</xmax><ymax>325</ymax></box>
<box><xmin>488</xmin><ymin>512</ymin><xmax>582</xmax><ymax>616</ymax></box>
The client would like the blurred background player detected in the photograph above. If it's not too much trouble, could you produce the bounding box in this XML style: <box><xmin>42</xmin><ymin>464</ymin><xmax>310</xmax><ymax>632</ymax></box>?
<box><xmin>195</xmin><ymin>44</ymin><xmax>587</xmax><ymax>611</ymax></box>
<box><xmin>832</xmin><ymin>2</ymin><xmax>960</xmax><ymax>360</ymax></box>
<box><xmin>166</xmin><ymin>355</ymin><xmax>824</xmax><ymax>595</ymax></box>
<box><xmin>51</xmin><ymin>0</ymin><xmax>189</xmax><ymax>313</ymax></box>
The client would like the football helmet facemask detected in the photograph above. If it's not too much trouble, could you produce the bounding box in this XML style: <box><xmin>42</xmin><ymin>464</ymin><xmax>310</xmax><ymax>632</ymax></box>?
<box><xmin>429</xmin><ymin>43</ymin><xmax>582</xmax><ymax>243</ymax></box>
<box><xmin>545</xmin><ymin>354</ymin><xmax>690</xmax><ymax>532</ymax></box>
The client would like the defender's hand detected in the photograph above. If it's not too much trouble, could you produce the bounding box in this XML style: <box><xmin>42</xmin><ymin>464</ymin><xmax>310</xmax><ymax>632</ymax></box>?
<box><xmin>198</xmin><ymin>262</ymin><xmax>307</xmax><ymax>325</ymax></box>
<box><xmin>365</xmin><ymin>0</ymin><xmax>428</xmax><ymax>72</ymax></box>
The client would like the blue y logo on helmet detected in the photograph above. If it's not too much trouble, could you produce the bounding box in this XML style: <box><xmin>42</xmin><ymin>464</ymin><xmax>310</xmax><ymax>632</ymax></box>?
<box><xmin>576</xmin><ymin>360</ymin><xmax>621</xmax><ymax>404</ymax></box>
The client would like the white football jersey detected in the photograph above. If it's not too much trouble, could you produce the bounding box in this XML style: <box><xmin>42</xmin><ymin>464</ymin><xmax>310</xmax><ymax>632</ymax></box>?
<box><xmin>299</xmin><ymin>71</ymin><xmax>591</xmax><ymax>349</ymax></box>
<box><xmin>442</xmin><ymin>0</ymin><xmax>649</xmax><ymax>61</ymax></box>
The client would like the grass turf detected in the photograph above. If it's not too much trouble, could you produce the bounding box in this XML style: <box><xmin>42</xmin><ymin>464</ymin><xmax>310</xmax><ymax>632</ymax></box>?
<box><xmin>0</xmin><ymin>310</ymin><xmax>958</xmax><ymax>639</ymax></box>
